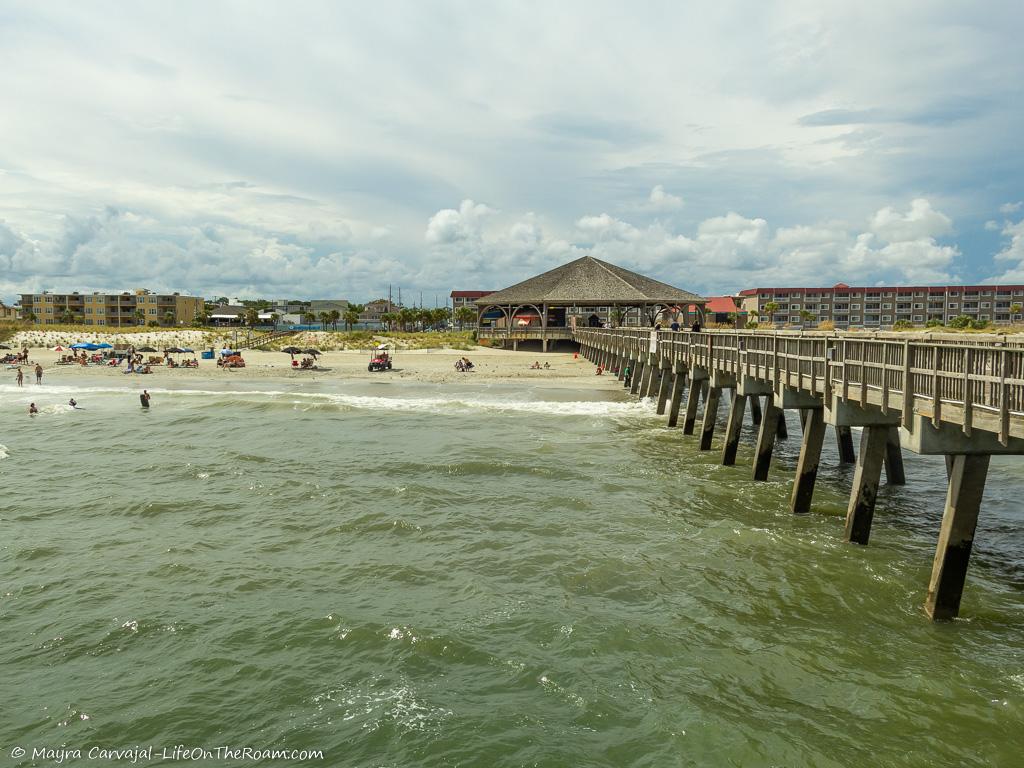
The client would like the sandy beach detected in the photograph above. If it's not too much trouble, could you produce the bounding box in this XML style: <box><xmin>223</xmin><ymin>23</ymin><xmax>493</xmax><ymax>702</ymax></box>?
<box><xmin>7</xmin><ymin>344</ymin><xmax>624</xmax><ymax>390</ymax></box>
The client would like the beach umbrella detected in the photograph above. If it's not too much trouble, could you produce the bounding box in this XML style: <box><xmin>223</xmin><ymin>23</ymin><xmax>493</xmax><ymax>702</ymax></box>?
<box><xmin>70</xmin><ymin>342</ymin><xmax>91</xmax><ymax>349</ymax></box>
<box><xmin>0</xmin><ymin>344</ymin><xmax>10</xmax><ymax>350</ymax></box>
<box><xmin>302</xmin><ymin>348</ymin><xmax>322</xmax><ymax>357</ymax></box>
<box><xmin>281</xmin><ymin>346</ymin><xmax>302</xmax><ymax>354</ymax></box>
<box><xmin>137</xmin><ymin>346</ymin><xmax>157</xmax><ymax>352</ymax></box>
<box><xmin>51</xmin><ymin>345</ymin><xmax>65</xmax><ymax>351</ymax></box>
<box><xmin>179</xmin><ymin>347</ymin><xmax>194</xmax><ymax>353</ymax></box>
<box><xmin>165</xmin><ymin>346</ymin><xmax>186</xmax><ymax>354</ymax></box>
<box><xmin>95</xmin><ymin>343</ymin><xmax>113</xmax><ymax>349</ymax></box>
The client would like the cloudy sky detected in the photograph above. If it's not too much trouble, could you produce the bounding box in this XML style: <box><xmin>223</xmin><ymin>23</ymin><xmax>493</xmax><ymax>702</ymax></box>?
<box><xmin>2</xmin><ymin>0</ymin><xmax>1023</xmax><ymax>304</ymax></box>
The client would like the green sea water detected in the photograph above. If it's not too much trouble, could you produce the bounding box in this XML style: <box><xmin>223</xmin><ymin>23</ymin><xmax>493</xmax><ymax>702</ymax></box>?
<box><xmin>1</xmin><ymin>376</ymin><xmax>1023</xmax><ymax>767</ymax></box>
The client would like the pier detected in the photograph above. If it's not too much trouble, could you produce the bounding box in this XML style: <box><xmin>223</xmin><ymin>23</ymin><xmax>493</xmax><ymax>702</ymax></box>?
<box><xmin>575</xmin><ymin>327</ymin><xmax>1024</xmax><ymax>620</ymax></box>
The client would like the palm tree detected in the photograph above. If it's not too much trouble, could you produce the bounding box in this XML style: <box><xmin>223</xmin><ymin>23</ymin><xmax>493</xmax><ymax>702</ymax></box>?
<box><xmin>164</xmin><ymin>310</ymin><xmax>176</xmax><ymax>326</ymax></box>
<box><xmin>395</xmin><ymin>307</ymin><xmax>413</xmax><ymax>332</ymax></box>
<box><xmin>610</xmin><ymin>306</ymin><xmax>626</xmax><ymax>327</ymax></box>
<box><xmin>302</xmin><ymin>311</ymin><xmax>316</xmax><ymax>325</ymax></box>
<box><xmin>318</xmin><ymin>311</ymin><xmax>331</xmax><ymax>331</ymax></box>
<box><xmin>1012</xmin><ymin>303</ymin><xmax>1022</xmax><ymax>318</ymax></box>
<box><xmin>762</xmin><ymin>302</ymin><xmax>779</xmax><ymax>324</ymax></box>
<box><xmin>329</xmin><ymin>309</ymin><xmax>341</xmax><ymax>330</ymax></box>
<box><xmin>799</xmin><ymin>309</ymin><xmax>815</xmax><ymax>326</ymax></box>
<box><xmin>59</xmin><ymin>309</ymin><xmax>74</xmax><ymax>324</ymax></box>
<box><xmin>455</xmin><ymin>306</ymin><xmax>476</xmax><ymax>329</ymax></box>
<box><xmin>343</xmin><ymin>304</ymin><xmax>365</xmax><ymax>331</ymax></box>
<box><xmin>134</xmin><ymin>309</ymin><xmax>146</xmax><ymax>326</ymax></box>
<box><xmin>379</xmin><ymin>311</ymin><xmax>396</xmax><ymax>331</ymax></box>
<box><xmin>245</xmin><ymin>307</ymin><xmax>260</xmax><ymax>327</ymax></box>
<box><xmin>270</xmin><ymin>313</ymin><xmax>280</xmax><ymax>330</ymax></box>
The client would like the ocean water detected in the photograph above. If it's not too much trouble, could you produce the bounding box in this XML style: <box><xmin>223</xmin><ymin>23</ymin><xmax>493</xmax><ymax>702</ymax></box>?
<box><xmin>1</xmin><ymin>376</ymin><xmax>1023</xmax><ymax>767</ymax></box>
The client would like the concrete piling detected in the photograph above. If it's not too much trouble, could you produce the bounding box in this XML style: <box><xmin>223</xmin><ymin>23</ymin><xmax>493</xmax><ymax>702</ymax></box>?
<box><xmin>753</xmin><ymin>399</ymin><xmax>781</xmax><ymax>481</ymax></box>
<box><xmin>884</xmin><ymin>426</ymin><xmax>907</xmax><ymax>485</ymax></box>
<box><xmin>836</xmin><ymin>425</ymin><xmax>856</xmax><ymax>464</ymax></box>
<box><xmin>925</xmin><ymin>454</ymin><xmax>991</xmax><ymax>620</ymax></box>
<box><xmin>749</xmin><ymin>395</ymin><xmax>762</xmax><ymax>425</ymax></box>
<box><xmin>844</xmin><ymin>426</ymin><xmax>889</xmax><ymax>545</ymax></box>
<box><xmin>683</xmin><ymin>377</ymin><xmax>708</xmax><ymax>435</ymax></box>
<box><xmin>655</xmin><ymin>361</ymin><xmax>672</xmax><ymax>415</ymax></box>
<box><xmin>791</xmin><ymin>408</ymin><xmax>827</xmax><ymax>514</ymax></box>
<box><xmin>721</xmin><ymin>392</ymin><xmax>748</xmax><ymax>466</ymax></box>
<box><xmin>666</xmin><ymin>365</ymin><xmax>686</xmax><ymax>428</ymax></box>
<box><xmin>699</xmin><ymin>386</ymin><xmax>723</xmax><ymax>450</ymax></box>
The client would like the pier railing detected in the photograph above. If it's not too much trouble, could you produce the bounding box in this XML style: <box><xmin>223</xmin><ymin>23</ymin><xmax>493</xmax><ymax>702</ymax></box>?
<box><xmin>574</xmin><ymin>328</ymin><xmax>1024</xmax><ymax>442</ymax></box>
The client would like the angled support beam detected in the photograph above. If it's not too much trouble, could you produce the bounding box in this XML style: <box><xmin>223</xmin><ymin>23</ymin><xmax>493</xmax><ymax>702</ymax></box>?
<box><xmin>721</xmin><ymin>392</ymin><xmax>748</xmax><ymax>466</ymax></box>
<box><xmin>836</xmin><ymin>425</ymin><xmax>856</xmax><ymax>464</ymax></box>
<box><xmin>682</xmin><ymin>369</ymin><xmax>709</xmax><ymax>435</ymax></box>
<box><xmin>666</xmin><ymin>364</ymin><xmax>687</xmax><ymax>428</ymax></box>
<box><xmin>925</xmin><ymin>454</ymin><xmax>990</xmax><ymax>621</ymax></box>
<box><xmin>699</xmin><ymin>386</ymin><xmax>723</xmax><ymax>451</ymax></box>
<box><xmin>655</xmin><ymin>361</ymin><xmax>673</xmax><ymax>414</ymax></box>
<box><xmin>753</xmin><ymin>398</ymin><xmax>781</xmax><ymax>480</ymax></box>
<box><xmin>844</xmin><ymin>425</ymin><xmax>889</xmax><ymax>545</ymax></box>
<box><xmin>749</xmin><ymin>395</ymin><xmax>762</xmax><ymax>426</ymax></box>
<box><xmin>630</xmin><ymin>357</ymin><xmax>645</xmax><ymax>395</ymax></box>
<box><xmin>791</xmin><ymin>408</ymin><xmax>827</xmax><ymax>514</ymax></box>
<box><xmin>884</xmin><ymin>426</ymin><xmax>906</xmax><ymax>485</ymax></box>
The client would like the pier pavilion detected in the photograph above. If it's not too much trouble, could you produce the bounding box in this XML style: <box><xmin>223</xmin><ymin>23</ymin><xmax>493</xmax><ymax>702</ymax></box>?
<box><xmin>475</xmin><ymin>256</ymin><xmax>706</xmax><ymax>351</ymax></box>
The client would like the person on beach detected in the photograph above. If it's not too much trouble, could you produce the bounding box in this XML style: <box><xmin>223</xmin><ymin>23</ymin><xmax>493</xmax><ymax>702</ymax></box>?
<box><xmin>35</xmin><ymin>363</ymin><xmax>43</xmax><ymax>384</ymax></box>
<box><xmin>595</xmin><ymin>365</ymin><xmax>603</xmax><ymax>375</ymax></box>
<box><xmin>16</xmin><ymin>367</ymin><xmax>23</xmax><ymax>386</ymax></box>
<box><xmin>543</xmin><ymin>362</ymin><xmax>550</xmax><ymax>369</ymax></box>
<box><xmin>29</xmin><ymin>402</ymin><xmax>38</xmax><ymax>415</ymax></box>
<box><xmin>624</xmin><ymin>365</ymin><xmax>631</xmax><ymax>386</ymax></box>
<box><xmin>140</xmin><ymin>390</ymin><xmax>151</xmax><ymax>409</ymax></box>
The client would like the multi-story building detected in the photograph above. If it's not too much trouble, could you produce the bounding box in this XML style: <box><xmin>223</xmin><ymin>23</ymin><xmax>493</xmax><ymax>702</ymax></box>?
<box><xmin>450</xmin><ymin>291</ymin><xmax>494</xmax><ymax>327</ymax></box>
<box><xmin>0</xmin><ymin>301</ymin><xmax>20</xmax><ymax>321</ymax></box>
<box><xmin>19</xmin><ymin>289</ymin><xmax>204</xmax><ymax>327</ymax></box>
<box><xmin>738</xmin><ymin>283</ymin><xmax>1024</xmax><ymax>329</ymax></box>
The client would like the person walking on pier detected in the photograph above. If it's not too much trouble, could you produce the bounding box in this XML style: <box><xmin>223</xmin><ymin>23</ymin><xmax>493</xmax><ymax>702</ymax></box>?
<box><xmin>690</xmin><ymin>320</ymin><xmax>702</xmax><ymax>332</ymax></box>
<box><xmin>624</xmin><ymin>365</ymin><xmax>632</xmax><ymax>387</ymax></box>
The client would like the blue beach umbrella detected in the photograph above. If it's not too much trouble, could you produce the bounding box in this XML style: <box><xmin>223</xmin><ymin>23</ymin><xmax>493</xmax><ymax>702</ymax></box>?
<box><xmin>95</xmin><ymin>343</ymin><xmax>113</xmax><ymax>349</ymax></box>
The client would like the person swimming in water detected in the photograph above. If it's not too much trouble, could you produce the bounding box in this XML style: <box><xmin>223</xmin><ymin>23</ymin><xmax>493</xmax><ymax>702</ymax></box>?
<box><xmin>140</xmin><ymin>390</ymin><xmax>151</xmax><ymax>408</ymax></box>
<box><xmin>69</xmin><ymin>398</ymin><xmax>78</xmax><ymax>408</ymax></box>
<box><xmin>29</xmin><ymin>402</ymin><xmax>38</xmax><ymax>415</ymax></box>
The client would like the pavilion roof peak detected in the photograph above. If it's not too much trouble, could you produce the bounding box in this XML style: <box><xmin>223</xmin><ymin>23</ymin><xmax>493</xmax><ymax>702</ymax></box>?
<box><xmin>475</xmin><ymin>256</ymin><xmax>705</xmax><ymax>306</ymax></box>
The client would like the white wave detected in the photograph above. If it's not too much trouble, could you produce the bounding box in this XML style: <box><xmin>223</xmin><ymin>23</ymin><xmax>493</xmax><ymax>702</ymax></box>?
<box><xmin>0</xmin><ymin>444</ymin><xmax>8</xmax><ymax>460</ymax></box>
<box><xmin>0</xmin><ymin>383</ymin><xmax>654</xmax><ymax>418</ymax></box>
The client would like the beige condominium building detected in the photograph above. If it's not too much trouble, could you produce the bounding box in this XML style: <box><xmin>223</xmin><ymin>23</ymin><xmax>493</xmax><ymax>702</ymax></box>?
<box><xmin>738</xmin><ymin>283</ymin><xmax>1024</xmax><ymax>329</ymax></box>
<box><xmin>19</xmin><ymin>289</ymin><xmax>204</xmax><ymax>327</ymax></box>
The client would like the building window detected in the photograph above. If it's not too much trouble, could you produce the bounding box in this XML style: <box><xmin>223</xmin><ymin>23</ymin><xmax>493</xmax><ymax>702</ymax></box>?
<box><xmin>981</xmin><ymin>302</ymin><xmax>991</xmax><ymax>308</ymax></box>
<box><xmin>882</xmin><ymin>315</ymin><xmax>891</xmax><ymax>322</ymax></box>
<box><xmin>850</xmin><ymin>316</ymin><xmax>861</xmax><ymax>322</ymax></box>
<box><xmin>913</xmin><ymin>315</ymin><xmax>923</xmax><ymax>322</ymax></box>
<box><xmin>882</xmin><ymin>303</ymin><xmax>892</xmax><ymax>309</ymax></box>
<box><xmin>851</xmin><ymin>303</ymin><xmax>861</xmax><ymax>309</ymax></box>
<box><xmin>948</xmin><ymin>303</ymin><xmax>958</xmax><ymax>309</ymax></box>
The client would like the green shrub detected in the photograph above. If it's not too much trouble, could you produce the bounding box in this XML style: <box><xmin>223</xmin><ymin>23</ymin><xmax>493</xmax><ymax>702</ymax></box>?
<box><xmin>892</xmin><ymin>319</ymin><xmax>913</xmax><ymax>330</ymax></box>
<box><xmin>969</xmin><ymin>318</ymin><xmax>990</xmax><ymax>330</ymax></box>
<box><xmin>925</xmin><ymin>318</ymin><xmax>945</xmax><ymax>328</ymax></box>
<box><xmin>947</xmin><ymin>315</ymin><xmax>972</xmax><ymax>329</ymax></box>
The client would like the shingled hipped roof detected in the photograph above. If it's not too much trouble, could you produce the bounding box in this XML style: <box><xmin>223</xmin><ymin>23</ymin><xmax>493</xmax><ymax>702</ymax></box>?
<box><xmin>475</xmin><ymin>256</ymin><xmax>705</xmax><ymax>306</ymax></box>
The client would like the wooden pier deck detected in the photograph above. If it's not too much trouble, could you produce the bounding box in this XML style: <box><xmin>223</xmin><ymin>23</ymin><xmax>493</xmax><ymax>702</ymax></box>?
<box><xmin>574</xmin><ymin>327</ymin><xmax>1024</xmax><ymax>621</ymax></box>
